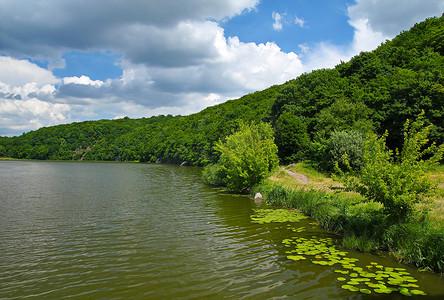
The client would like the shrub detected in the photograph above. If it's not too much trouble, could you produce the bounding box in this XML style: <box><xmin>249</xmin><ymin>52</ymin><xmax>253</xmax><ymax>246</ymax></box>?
<box><xmin>202</xmin><ymin>163</ymin><xmax>226</xmax><ymax>186</ymax></box>
<box><xmin>214</xmin><ymin>122</ymin><xmax>279</xmax><ymax>193</ymax></box>
<box><xmin>328</xmin><ymin>130</ymin><xmax>365</xmax><ymax>171</ymax></box>
<box><xmin>340</xmin><ymin>111</ymin><xmax>444</xmax><ymax>223</ymax></box>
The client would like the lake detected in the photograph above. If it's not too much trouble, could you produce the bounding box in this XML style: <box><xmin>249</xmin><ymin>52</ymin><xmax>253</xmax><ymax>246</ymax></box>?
<box><xmin>0</xmin><ymin>161</ymin><xmax>443</xmax><ymax>299</ymax></box>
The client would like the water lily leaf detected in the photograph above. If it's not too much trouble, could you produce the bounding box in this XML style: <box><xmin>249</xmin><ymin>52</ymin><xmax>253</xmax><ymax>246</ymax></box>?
<box><xmin>337</xmin><ymin>277</ymin><xmax>347</xmax><ymax>281</ymax></box>
<box><xmin>287</xmin><ymin>255</ymin><xmax>306</xmax><ymax>261</ymax></box>
<box><xmin>354</xmin><ymin>278</ymin><xmax>370</xmax><ymax>282</ymax></box>
<box><xmin>410</xmin><ymin>290</ymin><xmax>426</xmax><ymax>296</ymax></box>
<box><xmin>359</xmin><ymin>289</ymin><xmax>371</xmax><ymax>294</ymax></box>
<box><xmin>399</xmin><ymin>289</ymin><xmax>412</xmax><ymax>296</ymax></box>
<box><xmin>399</xmin><ymin>271</ymin><xmax>410</xmax><ymax>275</ymax></box>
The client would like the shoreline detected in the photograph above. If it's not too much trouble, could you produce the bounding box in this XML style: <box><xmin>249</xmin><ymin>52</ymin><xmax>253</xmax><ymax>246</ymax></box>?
<box><xmin>251</xmin><ymin>163</ymin><xmax>444</xmax><ymax>274</ymax></box>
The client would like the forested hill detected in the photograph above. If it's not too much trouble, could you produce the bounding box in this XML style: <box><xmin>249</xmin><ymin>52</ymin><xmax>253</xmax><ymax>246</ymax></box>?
<box><xmin>1</xmin><ymin>15</ymin><xmax>443</xmax><ymax>166</ymax></box>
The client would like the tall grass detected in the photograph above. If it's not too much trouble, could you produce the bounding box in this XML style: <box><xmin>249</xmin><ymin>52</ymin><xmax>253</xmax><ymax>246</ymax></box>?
<box><xmin>252</xmin><ymin>182</ymin><xmax>444</xmax><ymax>273</ymax></box>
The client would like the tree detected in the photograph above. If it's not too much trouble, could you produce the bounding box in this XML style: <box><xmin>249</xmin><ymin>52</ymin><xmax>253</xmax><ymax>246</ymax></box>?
<box><xmin>274</xmin><ymin>112</ymin><xmax>310</xmax><ymax>164</ymax></box>
<box><xmin>213</xmin><ymin>122</ymin><xmax>279</xmax><ymax>193</ymax></box>
<box><xmin>339</xmin><ymin>112</ymin><xmax>444</xmax><ymax>223</ymax></box>
<box><xmin>328</xmin><ymin>130</ymin><xmax>365</xmax><ymax>171</ymax></box>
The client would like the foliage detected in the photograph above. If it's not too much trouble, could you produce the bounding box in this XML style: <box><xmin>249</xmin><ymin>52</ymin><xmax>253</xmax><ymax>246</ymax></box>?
<box><xmin>383</xmin><ymin>222</ymin><xmax>444</xmax><ymax>273</ymax></box>
<box><xmin>340</xmin><ymin>112</ymin><xmax>444</xmax><ymax>223</ymax></box>
<box><xmin>328</xmin><ymin>130</ymin><xmax>365</xmax><ymax>171</ymax></box>
<box><xmin>274</xmin><ymin>112</ymin><xmax>310</xmax><ymax>164</ymax></box>
<box><xmin>270</xmin><ymin>15</ymin><xmax>444</xmax><ymax>164</ymax></box>
<box><xmin>214</xmin><ymin>122</ymin><xmax>279</xmax><ymax>192</ymax></box>
<box><xmin>202</xmin><ymin>164</ymin><xmax>226</xmax><ymax>186</ymax></box>
<box><xmin>252</xmin><ymin>180</ymin><xmax>443</xmax><ymax>273</ymax></box>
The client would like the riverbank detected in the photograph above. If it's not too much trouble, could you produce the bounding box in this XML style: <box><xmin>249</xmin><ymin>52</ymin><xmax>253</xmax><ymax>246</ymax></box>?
<box><xmin>251</xmin><ymin>163</ymin><xmax>444</xmax><ymax>274</ymax></box>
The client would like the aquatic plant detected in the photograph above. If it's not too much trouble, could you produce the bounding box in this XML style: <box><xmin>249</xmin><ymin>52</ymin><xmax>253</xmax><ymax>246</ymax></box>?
<box><xmin>253</xmin><ymin>182</ymin><xmax>444</xmax><ymax>273</ymax></box>
<box><xmin>281</xmin><ymin>234</ymin><xmax>427</xmax><ymax>296</ymax></box>
<box><xmin>250</xmin><ymin>208</ymin><xmax>308</xmax><ymax>224</ymax></box>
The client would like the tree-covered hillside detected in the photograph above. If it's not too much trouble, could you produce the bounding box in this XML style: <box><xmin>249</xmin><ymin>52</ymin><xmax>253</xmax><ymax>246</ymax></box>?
<box><xmin>0</xmin><ymin>85</ymin><xmax>281</xmax><ymax>164</ymax></box>
<box><xmin>272</xmin><ymin>15</ymin><xmax>444</xmax><ymax>165</ymax></box>
<box><xmin>1</xmin><ymin>15</ymin><xmax>443</xmax><ymax>167</ymax></box>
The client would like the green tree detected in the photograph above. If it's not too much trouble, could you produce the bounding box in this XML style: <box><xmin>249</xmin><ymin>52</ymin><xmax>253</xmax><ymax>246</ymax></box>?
<box><xmin>274</xmin><ymin>112</ymin><xmax>310</xmax><ymax>164</ymax></box>
<box><xmin>328</xmin><ymin>130</ymin><xmax>365</xmax><ymax>171</ymax></box>
<box><xmin>214</xmin><ymin>122</ymin><xmax>279</xmax><ymax>193</ymax></box>
<box><xmin>340</xmin><ymin>112</ymin><xmax>444</xmax><ymax>223</ymax></box>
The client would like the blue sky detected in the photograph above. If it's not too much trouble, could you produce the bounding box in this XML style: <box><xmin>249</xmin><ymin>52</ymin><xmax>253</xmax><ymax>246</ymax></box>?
<box><xmin>0</xmin><ymin>0</ymin><xmax>443</xmax><ymax>136</ymax></box>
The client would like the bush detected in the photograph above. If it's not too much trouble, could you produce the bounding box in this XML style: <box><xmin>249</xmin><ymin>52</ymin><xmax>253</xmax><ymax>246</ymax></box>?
<box><xmin>339</xmin><ymin>112</ymin><xmax>444</xmax><ymax>223</ymax></box>
<box><xmin>328</xmin><ymin>130</ymin><xmax>364</xmax><ymax>171</ymax></box>
<box><xmin>384</xmin><ymin>223</ymin><xmax>444</xmax><ymax>273</ymax></box>
<box><xmin>202</xmin><ymin>163</ymin><xmax>226</xmax><ymax>186</ymax></box>
<box><xmin>214</xmin><ymin>122</ymin><xmax>279</xmax><ymax>193</ymax></box>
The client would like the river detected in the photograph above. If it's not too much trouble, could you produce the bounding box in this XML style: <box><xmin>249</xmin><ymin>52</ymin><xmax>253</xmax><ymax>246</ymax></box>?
<box><xmin>0</xmin><ymin>161</ymin><xmax>443</xmax><ymax>299</ymax></box>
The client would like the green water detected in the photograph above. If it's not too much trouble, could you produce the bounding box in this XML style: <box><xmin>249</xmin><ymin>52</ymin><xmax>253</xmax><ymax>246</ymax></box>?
<box><xmin>0</xmin><ymin>161</ymin><xmax>443</xmax><ymax>299</ymax></box>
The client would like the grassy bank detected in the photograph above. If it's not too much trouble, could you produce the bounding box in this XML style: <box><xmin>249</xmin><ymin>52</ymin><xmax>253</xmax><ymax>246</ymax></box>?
<box><xmin>252</xmin><ymin>163</ymin><xmax>444</xmax><ymax>273</ymax></box>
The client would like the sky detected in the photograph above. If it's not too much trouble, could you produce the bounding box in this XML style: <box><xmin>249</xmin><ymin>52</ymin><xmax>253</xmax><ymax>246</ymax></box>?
<box><xmin>0</xmin><ymin>0</ymin><xmax>443</xmax><ymax>136</ymax></box>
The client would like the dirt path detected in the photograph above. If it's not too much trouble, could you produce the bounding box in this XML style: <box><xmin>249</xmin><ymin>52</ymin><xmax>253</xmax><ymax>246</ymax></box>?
<box><xmin>282</xmin><ymin>168</ymin><xmax>310</xmax><ymax>184</ymax></box>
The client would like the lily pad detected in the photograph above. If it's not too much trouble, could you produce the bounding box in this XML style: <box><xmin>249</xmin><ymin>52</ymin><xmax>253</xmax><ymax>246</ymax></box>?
<box><xmin>399</xmin><ymin>289</ymin><xmax>412</xmax><ymax>296</ymax></box>
<box><xmin>287</xmin><ymin>255</ymin><xmax>306</xmax><ymax>261</ymax></box>
<box><xmin>410</xmin><ymin>290</ymin><xmax>427</xmax><ymax>296</ymax></box>
<box><xmin>337</xmin><ymin>277</ymin><xmax>347</xmax><ymax>281</ymax></box>
<box><xmin>251</xmin><ymin>208</ymin><xmax>308</xmax><ymax>224</ymax></box>
<box><xmin>359</xmin><ymin>289</ymin><xmax>371</xmax><ymax>294</ymax></box>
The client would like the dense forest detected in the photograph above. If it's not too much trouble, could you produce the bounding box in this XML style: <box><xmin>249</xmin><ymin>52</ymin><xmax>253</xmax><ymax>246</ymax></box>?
<box><xmin>1</xmin><ymin>15</ymin><xmax>443</xmax><ymax>169</ymax></box>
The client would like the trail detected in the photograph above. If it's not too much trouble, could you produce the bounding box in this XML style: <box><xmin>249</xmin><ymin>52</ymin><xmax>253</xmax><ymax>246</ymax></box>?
<box><xmin>282</xmin><ymin>168</ymin><xmax>310</xmax><ymax>184</ymax></box>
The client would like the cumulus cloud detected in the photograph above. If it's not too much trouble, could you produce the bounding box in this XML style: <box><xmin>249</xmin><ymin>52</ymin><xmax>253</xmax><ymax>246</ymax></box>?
<box><xmin>348</xmin><ymin>0</ymin><xmax>444</xmax><ymax>37</ymax></box>
<box><xmin>0</xmin><ymin>98</ymin><xmax>70</xmax><ymax>133</ymax></box>
<box><xmin>63</xmin><ymin>76</ymin><xmax>104</xmax><ymax>87</ymax></box>
<box><xmin>0</xmin><ymin>57</ymin><xmax>70</xmax><ymax>134</ymax></box>
<box><xmin>0</xmin><ymin>0</ymin><xmax>259</xmax><ymax>63</ymax></box>
<box><xmin>301</xmin><ymin>0</ymin><xmax>443</xmax><ymax>73</ymax></box>
<box><xmin>0</xmin><ymin>56</ymin><xmax>58</xmax><ymax>87</ymax></box>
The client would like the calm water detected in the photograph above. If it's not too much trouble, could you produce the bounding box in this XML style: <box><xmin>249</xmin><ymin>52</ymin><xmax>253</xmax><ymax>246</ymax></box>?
<box><xmin>0</xmin><ymin>161</ymin><xmax>443</xmax><ymax>299</ymax></box>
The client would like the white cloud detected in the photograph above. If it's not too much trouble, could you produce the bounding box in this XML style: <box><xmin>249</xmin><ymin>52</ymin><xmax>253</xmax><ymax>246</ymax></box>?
<box><xmin>349</xmin><ymin>18</ymin><xmax>389</xmax><ymax>53</ymax></box>
<box><xmin>63</xmin><ymin>76</ymin><xmax>104</xmax><ymax>87</ymax></box>
<box><xmin>0</xmin><ymin>98</ymin><xmax>70</xmax><ymax>134</ymax></box>
<box><xmin>348</xmin><ymin>0</ymin><xmax>444</xmax><ymax>36</ymax></box>
<box><xmin>272</xmin><ymin>12</ymin><xmax>283</xmax><ymax>31</ymax></box>
<box><xmin>0</xmin><ymin>56</ymin><xmax>58</xmax><ymax>87</ymax></box>
<box><xmin>300</xmin><ymin>0</ymin><xmax>443</xmax><ymax>73</ymax></box>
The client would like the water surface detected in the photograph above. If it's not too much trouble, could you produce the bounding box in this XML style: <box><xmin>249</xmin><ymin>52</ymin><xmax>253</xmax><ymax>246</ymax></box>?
<box><xmin>0</xmin><ymin>161</ymin><xmax>443</xmax><ymax>299</ymax></box>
